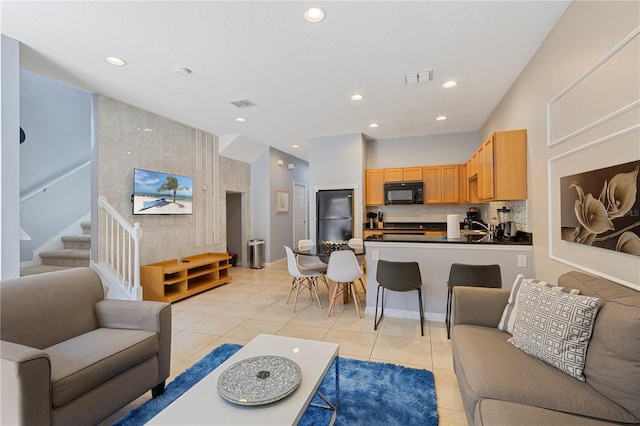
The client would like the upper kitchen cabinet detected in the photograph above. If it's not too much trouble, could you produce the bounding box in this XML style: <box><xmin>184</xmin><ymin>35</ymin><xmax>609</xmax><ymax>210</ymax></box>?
<box><xmin>459</xmin><ymin>164</ymin><xmax>469</xmax><ymax>203</ymax></box>
<box><xmin>423</xmin><ymin>165</ymin><xmax>460</xmax><ymax>204</ymax></box>
<box><xmin>479</xmin><ymin>137</ymin><xmax>495</xmax><ymax>200</ymax></box>
<box><xmin>384</xmin><ymin>167</ymin><xmax>423</xmax><ymax>182</ymax></box>
<box><xmin>365</xmin><ymin>169</ymin><xmax>384</xmax><ymax>205</ymax></box>
<box><xmin>475</xmin><ymin>129</ymin><xmax>527</xmax><ymax>201</ymax></box>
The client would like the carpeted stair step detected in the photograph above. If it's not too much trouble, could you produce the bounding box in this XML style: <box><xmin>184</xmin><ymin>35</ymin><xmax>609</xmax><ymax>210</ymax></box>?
<box><xmin>20</xmin><ymin>265</ymin><xmax>72</xmax><ymax>276</ymax></box>
<box><xmin>40</xmin><ymin>249</ymin><xmax>90</xmax><ymax>267</ymax></box>
<box><xmin>62</xmin><ymin>235</ymin><xmax>91</xmax><ymax>250</ymax></box>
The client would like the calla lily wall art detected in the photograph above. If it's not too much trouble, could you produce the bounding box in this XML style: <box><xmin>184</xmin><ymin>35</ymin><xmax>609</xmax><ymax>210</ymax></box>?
<box><xmin>560</xmin><ymin>160</ymin><xmax>640</xmax><ymax>256</ymax></box>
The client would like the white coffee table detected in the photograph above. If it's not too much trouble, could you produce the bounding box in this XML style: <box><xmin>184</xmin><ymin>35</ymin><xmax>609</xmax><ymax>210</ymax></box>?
<box><xmin>147</xmin><ymin>334</ymin><xmax>340</xmax><ymax>425</ymax></box>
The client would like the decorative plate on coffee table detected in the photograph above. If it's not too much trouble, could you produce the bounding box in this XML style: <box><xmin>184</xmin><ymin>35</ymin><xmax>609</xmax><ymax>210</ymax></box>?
<box><xmin>217</xmin><ymin>355</ymin><xmax>302</xmax><ymax>406</ymax></box>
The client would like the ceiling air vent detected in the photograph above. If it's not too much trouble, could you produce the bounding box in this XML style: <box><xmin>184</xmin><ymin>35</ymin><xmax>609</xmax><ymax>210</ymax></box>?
<box><xmin>404</xmin><ymin>69</ymin><xmax>433</xmax><ymax>85</ymax></box>
<box><xmin>229</xmin><ymin>99</ymin><xmax>258</xmax><ymax>108</ymax></box>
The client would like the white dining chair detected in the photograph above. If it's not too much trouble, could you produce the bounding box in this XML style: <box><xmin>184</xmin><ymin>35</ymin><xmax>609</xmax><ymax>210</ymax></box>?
<box><xmin>325</xmin><ymin>250</ymin><xmax>364</xmax><ymax>318</ymax></box>
<box><xmin>297</xmin><ymin>239</ymin><xmax>329</xmax><ymax>289</ymax></box>
<box><xmin>284</xmin><ymin>246</ymin><xmax>323</xmax><ymax>313</ymax></box>
<box><xmin>347</xmin><ymin>238</ymin><xmax>366</xmax><ymax>294</ymax></box>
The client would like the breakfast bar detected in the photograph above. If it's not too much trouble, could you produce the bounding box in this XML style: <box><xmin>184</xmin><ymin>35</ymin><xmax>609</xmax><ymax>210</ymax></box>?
<box><xmin>363</xmin><ymin>235</ymin><xmax>533</xmax><ymax>321</ymax></box>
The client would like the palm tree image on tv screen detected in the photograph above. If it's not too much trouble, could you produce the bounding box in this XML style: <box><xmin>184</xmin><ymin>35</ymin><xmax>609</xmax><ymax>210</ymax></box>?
<box><xmin>133</xmin><ymin>168</ymin><xmax>193</xmax><ymax>215</ymax></box>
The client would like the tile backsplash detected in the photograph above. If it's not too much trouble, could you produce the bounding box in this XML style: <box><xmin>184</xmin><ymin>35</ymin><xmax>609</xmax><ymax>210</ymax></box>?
<box><xmin>366</xmin><ymin>200</ymin><xmax>528</xmax><ymax>231</ymax></box>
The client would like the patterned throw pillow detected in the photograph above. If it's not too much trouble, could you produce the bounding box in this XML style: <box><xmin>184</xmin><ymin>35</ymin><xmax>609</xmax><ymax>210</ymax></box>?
<box><xmin>507</xmin><ymin>282</ymin><xmax>601</xmax><ymax>381</ymax></box>
<box><xmin>498</xmin><ymin>275</ymin><xmax>580</xmax><ymax>334</ymax></box>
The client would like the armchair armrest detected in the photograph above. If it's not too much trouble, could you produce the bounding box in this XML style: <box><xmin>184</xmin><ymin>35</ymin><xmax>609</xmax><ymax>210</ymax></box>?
<box><xmin>95</xmin><ymin>299</ymin><xmax>170</xmax><ymax>332</ymax></box>
<box><xmin>95</xmin><ymin>300</ymin><xmax>172</xmax><ymax>386</ymax></box>
<box><xmin>1</xmin><ymin>340</ymin><xmax>51</xmax><ymax>425</ymax></box>
<box><xmin>452</xmin><ymin>287</ymin><xmax>510</xmax><ymax>328</ymax></box>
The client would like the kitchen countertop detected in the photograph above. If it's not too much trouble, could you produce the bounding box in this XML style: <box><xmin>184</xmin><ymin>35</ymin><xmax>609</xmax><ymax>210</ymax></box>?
<box><xmin>365</xmin><ymin>233</ymin><xmax>532</xmax><ymax>246</ymax></box>
<box><xmin>364</xmin><ymin>221</ymin><xmax>448</xmax><ymax>231</ymax></box>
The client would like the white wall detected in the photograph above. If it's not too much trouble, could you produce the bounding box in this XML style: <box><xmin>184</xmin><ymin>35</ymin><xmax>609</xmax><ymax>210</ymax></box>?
<box><xmin>366</xmin><ymin>131</ymin><xmax>479</xmax><ymax>168</ymax></box>
<box><xmin>0</xmin><ymin>35</ymin><xmax>21</xmax><ymax>279</ymax></box>
<box><xmin>19</xmin><ymin>70</ymin><xmax>91</xmax><ymax>261</ymax></box>
<box><xmin>309</xmin><ymin>133</ymin><xmax>366</xmax><ymax>241</ymax></box>
<box><xmin>250</xmin><ymin>148</ymin><xmax>270</xmax><ymax>261</ymax></box>
<box><xmin>269</xmin><ymin>147</ymin><xmax>309</xmax><ymax>262</ymax></box>
<box><xmin>480</xmin><ymin>1</ymin><xmax>640</xmax><ymax>287</ymax></box>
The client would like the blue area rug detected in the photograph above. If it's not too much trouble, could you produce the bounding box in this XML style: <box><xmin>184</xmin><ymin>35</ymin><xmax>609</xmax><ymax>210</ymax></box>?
<box><xmin>115</xmin><ymin>343</ymin><xmax>439</xmax><ymax>425</ymax></box>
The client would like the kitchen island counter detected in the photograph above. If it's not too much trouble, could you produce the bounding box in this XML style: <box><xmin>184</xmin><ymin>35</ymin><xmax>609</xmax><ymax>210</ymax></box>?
<box><xmin>363</xmin><ymin>239</ymin><xmax>533</xmax><ymax>323</ymax></box>
<box><xmin>365</xmin><ymin>233</ymin><xmax>532</xmax><ymax>245</ymax></box>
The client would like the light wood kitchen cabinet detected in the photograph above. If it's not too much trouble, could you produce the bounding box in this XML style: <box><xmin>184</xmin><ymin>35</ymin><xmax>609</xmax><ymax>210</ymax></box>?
<box><xmin>423</xmin><ymin>167</ymin><xmax>442</xmax><ymax>203</ymax></box>
<box><xmin>442</xmin><ymin>165</ymin><xmax>460</xmax><ymax>203</ymax></box>
<box><xmin>403</xmin><ymin>167</ymin><xmax>423</xmax><ymax>181</ymax></box>
<box><xmin>459</xmin><ymin>163</ymin><xmax>469</xmax><ymax>203</ymax></box>
<box><xmin>363</xmin><ymin>229</ymin><xmax>384</xmax><ymax>238</ymax></box>
<box><xmin>384</xmin><ymin>167</ymin><xmax>422</xmax><ymax>182</ymax></box>
<box><xmin>384</xmin><ymin>168</ymin><xmax>404</xmax><ymax>182</ymax></box>
<box><xmin>479</xmin><ymin>137</ymin><xmax>495</xmax><ymax>199</ymax></box>
<box><xmin>468</xmin><ymin>152</ymin><xmax>479</xmax><ymax>178</ymax></box>
<box><xmin>365</xmin><ymin>169</ymin><xmax>385</xmax><ymax>205</ymax></box>
<box><xmin>477</xmin><ymin>129</ymin><xmax>527</xmax><ymax>201</ymax></box>
<box><xmin>423</xmin><ymin>165</ymin><xmax>459</xmax><ymax>204</ymax></box>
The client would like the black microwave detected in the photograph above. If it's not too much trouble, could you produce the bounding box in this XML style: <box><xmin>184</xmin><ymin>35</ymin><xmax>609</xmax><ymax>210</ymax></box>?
<box><xmin>384</xmin><ymin>181</ymin><xmax>424</xmax><ymax>205</ymax></box>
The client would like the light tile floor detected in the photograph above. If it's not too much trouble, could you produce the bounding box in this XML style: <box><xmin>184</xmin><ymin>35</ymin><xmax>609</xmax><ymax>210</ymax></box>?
<box><xmin>105</xmin><ymin>261</ymin><xmax>467</xmax><ymax>425</ymax></box>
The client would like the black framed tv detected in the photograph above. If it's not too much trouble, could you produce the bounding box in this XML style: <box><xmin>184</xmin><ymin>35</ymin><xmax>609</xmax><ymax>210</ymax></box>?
<box><xmin>133</xmin><ymin>168</ymin><xmax>193</xmax><ymax>215</ymax></box>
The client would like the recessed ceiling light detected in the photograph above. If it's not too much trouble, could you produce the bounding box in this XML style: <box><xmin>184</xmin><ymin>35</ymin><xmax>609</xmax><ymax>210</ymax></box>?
<box><xmin>235</xmin><ymin>117</ymin><xmax>246</xmax><ymax>123</ymax></box>
<box><xmin>350</xmin><ymin>94</ymin><xmax>364</xmax><ymax>101</ymax></box>
<box><xmin>369</xmin><ymin>123</ymin><xmax>379</xmax><ymax>128</ymax></box>
<box><xmin>436</xmin><ymin>115</ymin><xmax>448</xmax><ymax>121</ymax></box>
<box><xmin>304</xmin><ymin>7</ymin><xmax>326</xmax><ymax>23</ymax></box>
<box><xmin>104</xmin><ymin>56</ymin><xmax>126</xmax><ymax>66</ymax></box>
<box><xmin>442</xmin><ymin>80</ymin><xmax>458</xmax><ymax>89</ymax></box>
<box><xmin>292</xmin><ymin>144</ymin><xmax>299</xmax><ymax>148</ymax></box>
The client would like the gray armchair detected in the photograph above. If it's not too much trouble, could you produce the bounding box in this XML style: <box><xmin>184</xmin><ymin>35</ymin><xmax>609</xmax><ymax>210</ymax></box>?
<box><xmin>1</xmin><ymin>267</ymin><xmax>171</xmax><ymax>425</ymax></box>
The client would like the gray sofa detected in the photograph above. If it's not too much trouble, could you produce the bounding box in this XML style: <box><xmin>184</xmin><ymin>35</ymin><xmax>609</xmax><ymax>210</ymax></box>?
<box><xmin>451</xmin><ymin>270</ymin><xmax>640</xmax><ymax>425</ymax></box>
<box><xmin>1</xmin><ymin>267</ymin><xmax>171</xmax><ymax>425</ymax></box>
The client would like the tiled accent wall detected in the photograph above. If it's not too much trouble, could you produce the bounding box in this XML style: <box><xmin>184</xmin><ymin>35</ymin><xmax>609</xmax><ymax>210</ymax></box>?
<box><xmin>97</xmin><ymin>96</ymin><xmax>250</xmax><ymax>265</ymax></box>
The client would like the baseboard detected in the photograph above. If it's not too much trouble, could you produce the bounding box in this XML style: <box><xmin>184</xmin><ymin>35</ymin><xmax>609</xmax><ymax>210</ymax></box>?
<box><xmin>363</xmin><ymin>306</ymin><xmax>446</xmax><ymax>323</ymax></box>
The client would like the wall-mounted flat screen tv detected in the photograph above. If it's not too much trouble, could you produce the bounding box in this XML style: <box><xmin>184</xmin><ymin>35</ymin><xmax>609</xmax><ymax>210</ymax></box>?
<box><xmin>133</xmin><ymin>168</ymin><xmax>193</xmax><ymax>215</ymax></box>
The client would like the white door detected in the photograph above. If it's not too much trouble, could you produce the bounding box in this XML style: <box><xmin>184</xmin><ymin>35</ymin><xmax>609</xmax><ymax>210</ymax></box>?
<box><xmin>293</xmin><ymin>182</ymin><xmax>308</xmax><ymax>246</ymax></box>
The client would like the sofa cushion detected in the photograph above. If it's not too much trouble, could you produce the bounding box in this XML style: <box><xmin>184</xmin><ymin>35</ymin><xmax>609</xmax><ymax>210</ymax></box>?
<box><xmin>507</xmin><ymin>282</ymin><xmax>601</xmax><ymax>381</ymax></box>
<box><xmin>452</xmin><ymin>325</ymin><xmax>638</xmax><ymax>423</ymax></box>
<box><xmin>498</xmin><ymin>274</ymin><xmax>580</xmax><ymax>334</ymax></box>
<box><xmin>474</xmin><ymin>399</ymin><xmax>626</xmax><ymax>426</ymax></box>
<box><xmin>45</xmin><ymin>328</ymin><xmax>158</xmax><ymax>407</ymax></box>
<box><xmin>559</xmin><ymin>271</ymin><xmax>640</xmax><ymax>421</ymax></box>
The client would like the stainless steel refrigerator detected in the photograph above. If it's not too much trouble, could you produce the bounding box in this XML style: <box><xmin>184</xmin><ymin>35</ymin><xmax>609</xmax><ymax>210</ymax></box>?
<box><xmin>316</xmin><ymin>189</ymin><xmax>354</xmax><ymax>242</ymax></box>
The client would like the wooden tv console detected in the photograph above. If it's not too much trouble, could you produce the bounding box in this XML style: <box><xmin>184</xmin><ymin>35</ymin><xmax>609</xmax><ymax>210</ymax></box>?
<box><xmin>140</xmin><ymin>252</ymin><xmax>232</xmax><ymax>302</ymax></box>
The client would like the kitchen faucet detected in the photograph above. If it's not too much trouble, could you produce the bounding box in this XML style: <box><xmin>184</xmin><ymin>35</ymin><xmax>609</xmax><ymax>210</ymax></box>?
<box><xmin>470</xmin><ymin>221</ymin><xmax>490</xmax><ymax>232</ymax></box>
<box><xmin>469</xmin><ymin>220</ymin><xmax>497</xmax><ymax>240</ymax></box>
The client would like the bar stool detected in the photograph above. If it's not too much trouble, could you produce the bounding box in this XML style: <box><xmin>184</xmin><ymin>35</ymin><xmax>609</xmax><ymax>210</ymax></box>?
<box><xmin>374</xmin><ymin>259</ymin><xmax>424</xmax><ymax>336</ymax></box>
<box><xmin>446</xmin><ymin>263</ymin><xmax>502</xmax><ymax>339</ymax></box>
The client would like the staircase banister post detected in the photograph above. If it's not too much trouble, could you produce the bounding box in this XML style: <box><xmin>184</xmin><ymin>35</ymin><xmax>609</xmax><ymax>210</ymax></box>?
<box><xmin>133</xmin><ymin>222</ymin><xmax>141</xmax><ymax>295</ymax></box>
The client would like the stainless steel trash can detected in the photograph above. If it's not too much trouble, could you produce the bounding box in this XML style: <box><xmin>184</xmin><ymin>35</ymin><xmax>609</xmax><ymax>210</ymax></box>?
<box><xmin>248</xmin><ymin>239</ymin><xmax>265</xmax><ymax>269</ymax></box>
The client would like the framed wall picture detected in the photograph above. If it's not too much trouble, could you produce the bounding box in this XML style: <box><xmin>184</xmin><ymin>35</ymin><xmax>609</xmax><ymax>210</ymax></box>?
<box><xmin>276</xmin><ymin>190</ymin><xmax>289</xmax><ymax>213</ymax></box>
<box><xmin>548</xmin><ymin>125</ymin><xmax>640</xmax><ymax>289</ymax></box>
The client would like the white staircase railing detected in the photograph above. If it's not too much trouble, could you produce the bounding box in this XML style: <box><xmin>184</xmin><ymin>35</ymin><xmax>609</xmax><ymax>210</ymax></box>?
<box><xmin>96</xmin><ymin>195</ymin><xmax>142</xmax><ymax>300</ymax></box>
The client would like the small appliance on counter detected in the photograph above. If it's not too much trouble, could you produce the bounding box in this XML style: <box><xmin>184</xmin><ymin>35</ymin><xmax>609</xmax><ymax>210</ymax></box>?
<box><xmin>463</xmin><ymin>207</ymin><xmax>485</xmax><ymax>230</ymax></box>
<box><xmin>366</xmin><ymin>211</ymin><xmax>377</xmax><ymax>229</ymax></box>
<box><xmin>497</xmin><ymin>206</ymin><xmax>518</xmax><ymax>240</ymax></box>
